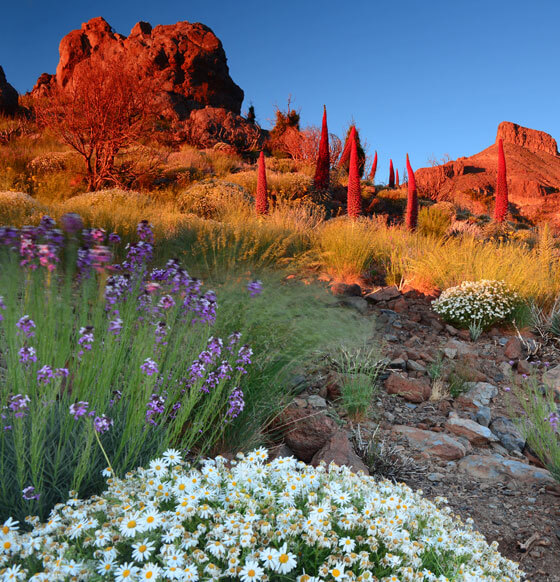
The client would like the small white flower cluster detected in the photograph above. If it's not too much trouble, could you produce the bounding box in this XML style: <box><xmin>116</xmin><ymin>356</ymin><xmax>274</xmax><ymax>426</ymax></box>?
<box><xmin>432</xmin><ymin>280</ymin><xmax>519</xmax><ymax>329</ymax></box>
<box><xmin>0</xmin><ymin>449</ymin><xmax>522</xmax><ymax>582</ymax></box>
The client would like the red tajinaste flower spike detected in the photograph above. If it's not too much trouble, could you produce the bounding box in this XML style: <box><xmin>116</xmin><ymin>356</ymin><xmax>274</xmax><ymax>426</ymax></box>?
<box><xmin>388</xmin><ymin>159</ymin><xmax>395</xmax><ymax>188</ymax></box>
<box><xmin>369</xmin><ymin>151</ymin><xmax>378</xmax><ymax>181</ymax></box>
<box><xmin>256</xmin><ymin>151</ymin><xmax>269</xmax><ymax>215</ymax></box>
<box><xmin>405</xmin><ymin>154</ymin><xmax>418</xmax><ymax>231</ymax></box>
<box><xmin>338</xmin><ymin>125</ymin><xmax>356</xmax><ymax>168</ymax></box>
<box><xmin>313</xmin><ymin>105</ymin><xmax>330</xmax><ymax>191</ymax></box>
<box><xmin>347</xmin><ymin>131</ymin><xmax>362</xmax><ymax>218</ymax></box>
<box><xmin>494</xmin><ymin>138</ymin><xmax>508</xmax><ymax>223</ymax></box>
<box><xmin>395</xmin><ymin>168</ymin><xmax>400</xmax><ymax>187</ymax></box>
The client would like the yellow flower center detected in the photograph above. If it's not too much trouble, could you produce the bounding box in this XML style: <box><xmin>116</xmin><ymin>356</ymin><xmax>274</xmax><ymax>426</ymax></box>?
<box><xmin>146</xmin><ymin>572</ymin><xmax>153</xmax><ymax>579</ymax></box>
<box><xmin>147</xmin><ymin>516</ymin><xmax>155</xmax><ymax>523</ymax></box>
<box><xmin>122</xmin><ymin>569</ymin><xmax>131</xmax><ymax>578</ymax></box>
<box><xmin>139</xmin><ymin>545</ymin><xmax>147</xmax><ymax>552</ymax></box>
<box><xmin>2</xmin><ymin>526</ymin><xmax>9</xmax><ymax>534</ymax></box>
<box><xmin>105</xmin><ymin>564</ymin><xmax>111</xmax><ymax>571</ymax></box>
<box><xmin>248</xmin><ymin>570</ymin><xmax>256</xmax><ymax>577</ymax></box>
<box><xmin>3</xmin><ymin>541</ymin><xmax>11</xmax><ymax>549</ymax></box>
<box><xmin>279</xmin><ymin>554</ymin><xmax>289</xmax><ymax>564</ymax></box>
<box><xmin>332</xmin><ymin>569</ymin><xmax>341</xmax><ymax>578</ymax></box>
<box><xmin>127</xmin><ymin>520</ymin><xmax>136</xmax><ymax>529</ymax></box>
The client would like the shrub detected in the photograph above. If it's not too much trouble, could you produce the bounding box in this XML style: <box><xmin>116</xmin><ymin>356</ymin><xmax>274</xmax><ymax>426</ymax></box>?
<box><xmin>228</xmin><ymin>170</ymin><xmax>314</xmax><ymax>202</ymax></box>
<box><xmin>418</xmin><ymin>205</ymin><xmax>453</xmax><ymax>238</ymax></box>
<box><xmin>0</xmin><ymin>449</ymin><xmax>523</xmax><ymax>581</ymax></box>
<box><xmin>0</xmin><ymin>192</ymin><xmax>45</xmax><ymax>225</ymax></box>
<box><xmin>432</xmin><ymin>279</ymin><xmax>519</xmax><ymax>329</ymax></box>
<box><xmin>176</xmin><ymin>180</ymin><xmax>252</xmax><ymax>220</ymax></box>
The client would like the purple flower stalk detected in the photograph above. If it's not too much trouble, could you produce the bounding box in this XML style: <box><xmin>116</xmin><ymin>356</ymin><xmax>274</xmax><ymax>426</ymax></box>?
<box><xmin>141</xmin><ymin>358</ymin><xmax>159</xmax><ymax>376</ymax></box>
<box><xmin>16</xmin><ymin>316</ymin><xmax>36</xmax><ymax>338</ymax></box>
<box><xmin>22</xmin><ymin>486</ymin><xmax>40</xmax><ymax>501</ymax></box>
<box><xmin>109</xmin><ymin>317</ymin><xmax>123</xmax><ymax>336</ymax></box>
<box><xmin>226</xmin><ymin>388</ymin><xmax>245</xmax><ymax>420</ymax></box>
<box><xmin>137</xmin><ymin>220</ymin><xmax>154</xmax><ymax>244</ymax></box>
<box><xmin>78</xmin><ymin>326</ymin><xmax>94</xmax><ymax>359</ymax></box>
<box><xmin>108</xmin><ymin>232</ymin><xmax>121</xmax><ymax>245</ymax></box>
<box><xmin>18</xmin><ymin>346</ymin><xmax>37</xmax><ymax>364</ymax></box>
<box><xmin>61</xmin><ymin>213</ymin><xmax>84</xmax><ymax>235</ymax></box>
<box><xmin>90</xmin><ymin>245</ymin><xmax>113</xmax><ymax>272</ymax></box>
<box><xmin>0</xmin><ymin>296</ymin><xmax>5</xmax><ymax>321</ymax></box>
<box><xmin>38</xmin><ymin>244</ymin><xmax>58</xmax><ymax>272</ymax></box>
<box><xmin>91</xmin><ymin>228</ymin><xmax>106</xmax><ymax>244</ymax></box>
<box><xmin>69</xmin><ymin>401</ymin><xmax>89</xmax><ymax>420</ymax></box>
<box><xmin>548</xmin><ymin>412</ymin><xmax>559</xmax><ymax>433</ymax></box>
<box><xmin>94</xmin><ymin>415</ymin><xmax>113</xmax><ymax>434</ymax></box>
<box><xmin>247</xmin><ymin>280</ymin><xmax>263</xmax><ymax>297</ymax></box>
<box><xmin>8</xmin><ymin>394</ymin><xmax>30</xmax><ymax>418</ymax></box>
<box><xmin>37</xmin><ymin>365</ymin><xmax>56</xmax><ymax>385</ymax></box>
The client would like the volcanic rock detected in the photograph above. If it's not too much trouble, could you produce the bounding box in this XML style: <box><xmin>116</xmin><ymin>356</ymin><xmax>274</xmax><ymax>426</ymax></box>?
<box><xmin>0</xmin><ymin>66</ymin><xmax>18</xmax><ymax>115</ymax></box>
<box><xmin>311</xmin><ymin>429</ymin><xmax>369</xmax><ymax>474</ymax></box>
<box><xmin>32</xmin><ymin>16</ymin><xmax>243</xmax><ymax>117</ymax></box>
<box><xmin>385</xmin><ymin>373</ymin><xmax>431</xmax><ymax>403</ymax></box>
<box><xmin>415</xmin><ymin>122</ymin><xmax>560</xmax><ymax>224</ymax></box>
<box><xmin>392</xmin><ymin>425</ymin><xmax>468</xmax><ymax>460</ymax></box>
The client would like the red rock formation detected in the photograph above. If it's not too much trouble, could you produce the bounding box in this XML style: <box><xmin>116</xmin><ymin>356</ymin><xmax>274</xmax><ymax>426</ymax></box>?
<box><xmin>313</xmin><ymin>105</ymin><xmax>330</xmax><ymax>191</ymax></box>
<box><xmin>32</xmin><ymin>17</ymin><xmax>243</xmax><ymax>117</ymax></box>
<box><xmin>414</xmin><ymin>122</ymin><xmax>560</xmax><ymax>224</ymax></box>
<box><xmin>0</xmin><ymin>66</ymin><xmax>18</xmax><ymax>115</ymax></box>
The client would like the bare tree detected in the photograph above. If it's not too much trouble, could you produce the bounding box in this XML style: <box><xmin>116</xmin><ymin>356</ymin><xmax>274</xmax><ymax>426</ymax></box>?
<box><xmin>34</xmin><ymin>57</ymin><xmax>155</xmax><ymax>190</ymax></box>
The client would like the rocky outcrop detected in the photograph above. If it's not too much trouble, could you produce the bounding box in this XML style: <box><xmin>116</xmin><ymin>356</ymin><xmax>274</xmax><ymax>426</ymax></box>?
<box><xmin>414</xmin><ymin>122</ymin><xmax>560</xmax><ymax>224</ymax></box>
<box><xmin>32</xmin><ymin>16</ymin><xmax>243</xmax><ymax>118</ymax></box>
<box><xmin>496</xmin><ymin>121</ymin><xmax>558</xmax><ymax>156</ymax></box>
<box><xmin>0</xmin><ymin>66</ymin><xmax>18</xmax><ymax>115</ymax></box>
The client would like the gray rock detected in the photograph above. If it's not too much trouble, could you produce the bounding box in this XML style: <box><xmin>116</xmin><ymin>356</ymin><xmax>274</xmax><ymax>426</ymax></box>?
<box><xmin>393</xmin><ymin>425</ymin><xmax>468</xmax><ymax>460</ymax></box>
<box><xmin>364</xmin><ymin>286</ymin><xmax>400</xmax><ymax>303</ymax></box>
<box><xmin>407</xmin><ymin>360</ymin><xmax>426</xmax><ymax>373</ymax></box>
<box><xmin>389</xmin><ymin>358</ymin><xmax>407</xmax><ymax>370</ymax></box>
<box><xmin>385</xmin><ymin>334</ymin><xmax>398</xmax><ymax>342</ymax></box>
<box><xmin>458</xmin><ymin>454</ymin><xmax>555</xmax><ymax>485</ymax></box>
<box><xmin>459</xmin><ymin>382</ymin><xmax>498</xmax><ymax>408</ymax></box>
<box><xmin>445</xmin><ymin>413</ymin><xmax>499</xmax><ymax>445</ymax></box>
<box><xmin>475</xmin><ymin>406</ymin><xmax>492</xmax><ymax>427</ymax></box>
<box><xmin>490</xmin><ymin>416</ymin><xmax>526</xmax><ymax>453</ymax></box>
<box><xmin>306</xmin><ymin>394</ymin><xmax>328</xmax><ymax>409</ymax></box>
<box><xmin>443</xmin><ymin>347</ymin><xmax>457</xmax><ymax>359</ymax></box>
<box><xmin>338</xmin><ymin>296</ymin><xmax>369</xmax><ymax>315</ymax></box>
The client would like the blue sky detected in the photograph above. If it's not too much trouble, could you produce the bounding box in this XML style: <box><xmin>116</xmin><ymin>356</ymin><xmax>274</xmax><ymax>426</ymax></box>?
<box><xmin>1</xmin><ymin>0</ymin><xmax>559</xmax><ymax>176</ymax></box>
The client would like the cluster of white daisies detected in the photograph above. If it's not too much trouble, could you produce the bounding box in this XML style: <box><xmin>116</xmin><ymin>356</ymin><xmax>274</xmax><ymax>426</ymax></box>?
<box><xmin>432</xmin><ymin>280</ymin><xmax>518</xmax><ymax>330</ymax></box>
<box><xmin>0</xmin><ymin>448</ymin><xmax>522</xmax><ymax>581</ymax></box>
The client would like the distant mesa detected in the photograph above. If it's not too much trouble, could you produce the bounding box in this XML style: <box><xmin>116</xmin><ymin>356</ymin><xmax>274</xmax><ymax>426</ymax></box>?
<box><xmin>415</xmin><ymin>121</ymin><xmax>560</xmax><ymax>224</ymax></box>
<box><xmin>0</xmin><ymin>65</ymin><xmax>18</xmax><ymax>115</ymax></box>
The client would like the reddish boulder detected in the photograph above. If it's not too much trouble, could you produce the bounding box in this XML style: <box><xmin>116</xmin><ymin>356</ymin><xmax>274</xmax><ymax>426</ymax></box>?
<box><xmin>311</xmin><ymin>429</ymin><xmax>369</xmax><ymax>474</ymax></box>
<box><xmin>276</xmin><ymin>405</ymin><xmax>338</xmax><ymax>462</ymax></box>
<box><xmin>392</xmin><ymin>425</ymin><xmax>468</xmax><ymax>460</ymax></box>
<box><xmin>0</xmin><ymin>66</ymin><xmax>18</xmax><ymax>115</ymax></box>
<box><xmin>385</xmin><ymin>373</ymin><xmax>431</xmax><ymax>403</ymax></box>
<box><xmin>32</xmin><ymin>16</ymin><xmax>243</xmax><ymax>117</ymax></box>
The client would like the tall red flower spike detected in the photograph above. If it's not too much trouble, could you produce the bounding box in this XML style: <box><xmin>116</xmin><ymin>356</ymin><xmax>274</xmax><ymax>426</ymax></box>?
<box><xmin>369</xmin><ymin>151</ymin><xmax>378</xmax><ymax>181</ymax></box>
<box><xmin>338</xmin><ymin>125</ymin><xmax>356</xmax><ymax>168</ymax></box>
<box><xmin>347</xmin><ymin>131</ymin><xmax>362</xmax><ymax>218</ymax></box>
<box><xmin>256</xmin><ymin>151</ymin><xmax>269</xmax><ymax>215</ymax></box>
<box><xmin>405</xmin><ymin>154</ymin><xmax>418</xmax><ymax>231</ymax></box>
<box><xmin>313</xmin><ymin>105</ymin><xmax>330</xmax><ymax>191</ymax></box>
<box><xmin>388</xmin><ymin>159</ymin><xmax>395</xmax><ymax>188</ymax></box>
<box><xmin>395</xmin><ymin>169</ymin><xmax>400</xmax><ymax>187</ymax></box>
<box><xmin>494</xmin><ymin>138</ymin><xmax>508</xmax><ymax>223</ymax></box>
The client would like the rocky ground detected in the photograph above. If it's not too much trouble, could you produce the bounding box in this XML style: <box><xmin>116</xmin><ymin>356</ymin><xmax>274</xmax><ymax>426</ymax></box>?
<box><xmin>270</xmin><ymin>282</ymin><xmax>560</xmax><ymax>581</ymax></box>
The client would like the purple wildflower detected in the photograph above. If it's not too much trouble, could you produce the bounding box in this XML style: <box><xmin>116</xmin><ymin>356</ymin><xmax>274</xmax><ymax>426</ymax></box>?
<box><xmin>91</xmin><ymin>228</ymin><xmax>106</xmax><ymax>244</ymax></box>
<box><xmin>236</xmin><ymin>345</ymin><xmax>253</xmax><ymax>373</ymax></box>
<box><xmin>61</xmin><ymin>213</ymin><xmax>84</xmax><ymax>235</ymax></box>
<box><xmin>154</xmin><ymin>321</ymin><xmax>168</xmax><ymax>345</ymax></box>
<box><xmin>108</xmin><ymin>232</ymin><xmax>121</xmax><ymax>245</ymax></box>
<box><xmin>0</xmin><ymin>296</ymin><xmax>5</xmax><ymax>321</ymax></box>
<box><xmin>77</xmin><ymin>247</ymin><xmax>92</xmax><ymax>276</ymax></box>
<box><xmin>247</xmin><ymin>280</ymin><xmax>263</xmax><ymax>297</ymax></box>
<box><xmin>137</xmin><ymin>220</ymin><xmax>154</xmax><ymax>244</ymax></box>
<box><xmin>548</xmin><ymin>412</ymin><xmax>559</xmax><ymax>432</ymax></box>
<box><xmin>37</xmin><ymin>365</ymin><xmax>55</xmax><ymax>385</ymax></box>
<box><xmin>56</xmin><ymin>367</ymin><xmax>69</xmax><ymax>378</ymax></box>
<box><xmin>69</xmin><ymin>401</ymin><xmax>89</xmax><ymax>420</ymax></box>
<box><xmin>158</xmin><ymin>295</ymin><xmax>175</xmax><ymax>310</ymax></box>
<box><xmin>16</xmin><ymin>316</ymin><xmax>36</xmax><ymax>338</ymax></box>
<box><xmin>78</xmin><ymin>326</ymin><xmax>94</xmax><ymax>359</ymax></box>
<box><xmin>109</xmin><ymin>390</ymin><xmax>122</xmax><ymax>406</ymax></box>
<box><xmin>226</xmin><ymin>388</ymin><xmax>245</xmax><ymax>420</ymax></box>
<box><xmin>19</xmin><ymin>233</ymin><xmax>37</xmax><ymax>270</ymax></box>
<box><xmin>22</xmin><ymin>486</ymin><xmax>40</xmax><ymax>501</ymax></box>
<box><xmin>146</xmin><ymin>393</ymin><xmax>166</xmax><ymax>426</ymax></box>
<box><xmin>94</xmin><ymin>415</ymin><xmax>113</xmax><ymax>434</ymax></box>
<box><xmin>38</xmin><ymin>244</ymin><xmax>58</xmax><ymax>272</ymax></box>
<box><xmin>109</xmin><ymin>317</ymin><xmax>123</xmax><ymax>336</ymax></box>
<box><xmin>18</xmin><ymin>346</ymin><xmax>37</xmax><ymax>364</ymax></box>
<box><xmin>141</xmin><ymin>358</ymin><xmax>159</xmax><ymax>377</ymax></box>
<box><xmin>8</xmin><ymin>394</ymin><xmax>30</xmax><ymax>418</ymax></box>
<box><xmin>90</xmin><ymin>245</ymin><xmax>113</xmax><ymax>272</ymax></box>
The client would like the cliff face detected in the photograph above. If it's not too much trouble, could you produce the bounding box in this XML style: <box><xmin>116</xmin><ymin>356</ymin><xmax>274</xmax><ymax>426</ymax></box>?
<box><xmin>0</xmin><ymin>66</ymin><xmax>18</xmax><ymax>115</ymax></box>
<box><xmin>415</xmin><ymin>122</ymin><xmax>560</xmax><ymax>223</ymax></box>
<box><xmin>32</xmin><ymin>16</ymin><xmax>244</xmax><ymax>118</ymax></box>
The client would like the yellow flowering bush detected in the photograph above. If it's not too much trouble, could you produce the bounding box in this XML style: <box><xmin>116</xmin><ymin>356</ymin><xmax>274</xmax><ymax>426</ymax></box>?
<box><xmin>0</xmin><ymin>449</ymin><xmax>522</xmax><ymax>581</ymax></box>
<box><xmin>0</xmin><ymin>192</ymin><xmax>44</xmax><ymax>226</ymax></box>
